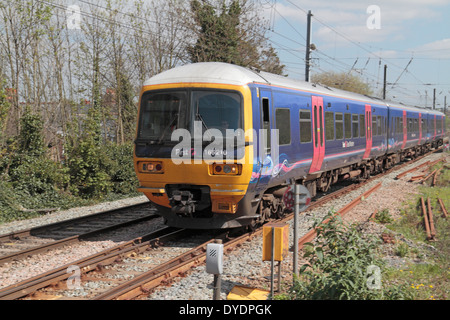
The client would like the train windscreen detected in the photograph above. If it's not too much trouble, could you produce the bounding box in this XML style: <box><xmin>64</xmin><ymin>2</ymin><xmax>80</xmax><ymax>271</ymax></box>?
<box><xmin>136</xmin><ymin>89</ymin><xmax>243</xmax><ymax>158</ymax></box>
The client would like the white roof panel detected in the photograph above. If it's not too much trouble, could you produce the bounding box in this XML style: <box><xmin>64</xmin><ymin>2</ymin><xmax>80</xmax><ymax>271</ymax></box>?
<box><xmin>143</xmin><ymin>62</ymin><xmax>445</xmax><ymax>116</ymax></box>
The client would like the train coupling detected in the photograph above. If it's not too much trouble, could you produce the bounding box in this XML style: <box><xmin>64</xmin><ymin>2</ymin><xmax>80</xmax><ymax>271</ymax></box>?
<box><xmin>170</xmin><ymin>190</ymin><xmax>196</xmax><ymax>216</ymax></box>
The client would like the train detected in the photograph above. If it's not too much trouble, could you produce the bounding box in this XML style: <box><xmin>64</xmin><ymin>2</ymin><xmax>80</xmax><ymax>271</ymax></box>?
<box><xmin>134</xmin><ymin>62</ymin><xmax>446</xmax><ymax>229</ymax></box>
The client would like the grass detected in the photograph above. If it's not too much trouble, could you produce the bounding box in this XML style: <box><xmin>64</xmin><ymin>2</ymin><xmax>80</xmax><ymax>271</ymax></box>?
<box><xmin>384</xmin><ymin>151</ymin><xmax>450</xmax><ymax>300</ymax></box>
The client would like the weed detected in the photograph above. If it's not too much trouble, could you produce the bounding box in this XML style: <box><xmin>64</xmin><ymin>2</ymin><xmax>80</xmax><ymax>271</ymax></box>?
<box><xmin>374</xmin><ymin>209</ymin><xmax>393</xmax><ymax>224</ymax></box>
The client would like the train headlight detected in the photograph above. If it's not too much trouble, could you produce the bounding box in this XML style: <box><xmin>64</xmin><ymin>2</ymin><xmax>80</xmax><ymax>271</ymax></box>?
<box><xmin>139</xmin><ymin>161</ymin><xmax>164</xmax><ymax>174</ymax></box>
<box><xmin>212</xmin><ymin>164</ymin><xmax>241</xmax><ymax>176</ymax></box>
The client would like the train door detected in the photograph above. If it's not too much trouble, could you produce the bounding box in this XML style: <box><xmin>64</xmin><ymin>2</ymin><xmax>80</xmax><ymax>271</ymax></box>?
<box><xmin>434</xmin><ymin>115</ymin><xmax>437</xmax><ymax>140</ymax></box>
<box><xmin>402</xmin><ymin>111</ymin><xmax>407</xmax><ymax>149</ymax></box>
<box><xmin>309</xmin><ymin>96</ymin><xmax>325</xmax><ymax>173</ymax></box>
<box><xmin>254</xmin><ymin>89</ymin><xmax>273</xmax><ymax>190</ymax></box>
<box><xmin>363</xmin><ymin>105</ymin><xmax>372</xmax><ymax>159</ymax></box>
<box><xmin>419</xmin><ymin>113</ymin><xmax>422</xmax><ymax>145</ymax></box>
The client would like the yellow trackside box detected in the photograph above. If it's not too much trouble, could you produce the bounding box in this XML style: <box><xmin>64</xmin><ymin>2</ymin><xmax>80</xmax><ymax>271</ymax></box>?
<box><xmin>262</xmin><ymin>222</ymin><xmax>289</xmax><ymax>262</ymax></box>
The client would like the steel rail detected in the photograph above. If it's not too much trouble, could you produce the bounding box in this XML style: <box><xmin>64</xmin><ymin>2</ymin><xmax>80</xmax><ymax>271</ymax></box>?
<box><xmin>0</xmin><ymin>202</ymin><xmax>151</xmax><ymax>242</ymax></box>
<box><xmin>438</xmin><ymin>199</ymin><xmax>448</xmax><ymax>218</ymax></box>
<box><xmin>421</xmin><ymin>197</ymin><xmax>432</xmax><ymax>241</ymax></box>
<box><xmin>0</xmin><ymin>227</ymin><xmax>186</xmax><ymax>300</ymax></box>
<box><xmin>0</xmin><ymin>203</ymin><xmax>155</xmax><ymax>266</ymax></box>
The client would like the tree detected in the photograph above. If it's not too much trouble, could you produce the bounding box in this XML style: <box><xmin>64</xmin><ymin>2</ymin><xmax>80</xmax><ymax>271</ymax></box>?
<box><xmin>188</xmin><ymin>0</ymin><xmax>285</xmax><ymax>74</ymax></box>
<box><xmin>0</xmin><ymin>83</ymin><xmax>11</xmax><ymax>146</ymax></box>
<box><xmin>311</xmin><ymin>71</ymin><xmax>373</xmax><ymax>96</ymax></box>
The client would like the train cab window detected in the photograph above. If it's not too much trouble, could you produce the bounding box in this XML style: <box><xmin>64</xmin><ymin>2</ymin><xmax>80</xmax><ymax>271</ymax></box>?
<box><xmin>335</xmin><ymin>113</ymin><xmax>344</xmax><ymax>140</ymax></box>
<box><xmin>276</xmin><ymin>109</ymin><xmax>291</xmax><ymax>145</ymax></box>
<box><xmin>344</xmin><ymin>113</ymin><xmax>352</xmax><ymax>138</ymax></box>
<box><xmin>352</xmin><ymin>114</ymin><xmax>359</xmax><ymax>138</ymax></box>
<box><xmin>325</xmin><ymin>112</ymin><xmax>335</xmax><ymax>141</ymax></box>
<box><xmin>192</xmin><ymin>90</ymin><xmax>242</xmax><ymax>134</ymax></box>
<box><xmin>359</xmin><ymin>114</ymin><xmax>365</xmax><ymax>138</ymax></box>
<box><xmin>137</xmin><ymin>91</ymin><xmax>187</xmax><ymax>141</ymax></box>
<box><xmin>262</xmin><ymin>98</ymin><xmax>271</xmax><ymax>152</ymax></box>
<box><xmin>300</xmin><ymin>110</ymin><xmax>312</xmax><ymax>143</ymax></box>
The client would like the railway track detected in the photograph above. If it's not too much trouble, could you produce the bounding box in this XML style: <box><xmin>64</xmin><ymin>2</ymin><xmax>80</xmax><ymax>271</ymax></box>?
<box><xmin>0</xmin><ymin>202</ymin><xmax>157</xmax><ymax>266</ymax></box>
<box><xmin>0</xmin><ymin>180</ymin><xmax>363</xmax><ymax>300</ymax></box>
<box><xmin>0</xmin><ymin>148</ymin><xmax>444</xmax><ymax>300</ymax></box>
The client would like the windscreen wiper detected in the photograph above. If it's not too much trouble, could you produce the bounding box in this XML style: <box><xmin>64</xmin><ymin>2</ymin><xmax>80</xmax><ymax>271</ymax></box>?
<box><xmin>157</xmin><ymin>114</ymin><xmax>178</xmax><ymax>144</ymax></box>
<box><xmin>196</xmin><ymin>113</ymin><xmax>209</xmax><ymax>131</ymax></box>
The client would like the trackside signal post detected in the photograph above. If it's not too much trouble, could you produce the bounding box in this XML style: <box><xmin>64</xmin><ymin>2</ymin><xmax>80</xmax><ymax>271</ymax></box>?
<box><xmin>206</xmin><ymin>240</ymin><xmax>224</xmax><ymax>300</ymax></box>
<box><xmin>293</xmin><ymin>184</ymin><xmax>311</xmax><ymax>279</ymax></box>
<box><xmin>263</xmin><ymin>222</ymin><xmax>289</xmax><ymax>298</ymax></box>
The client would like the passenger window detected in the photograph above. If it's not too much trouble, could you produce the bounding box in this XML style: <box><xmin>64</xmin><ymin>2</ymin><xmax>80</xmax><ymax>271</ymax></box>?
<box><xmin>335</xmin><ymin>113</ymin><xmax>343</xmax><ymax>140</ymax></box>
<box><xmin>276</xmin><ymin>109</ymin><xmax>291</xmax><ymax>145</ymax></box>
<box><xmin>372</xmin><ymin>116</ymin><xmax>377</xmax><ymax>136</ymax></box>
<box><xmin>377</xmin><ymin>116</ymin><xmax>382</xmax><ymax>136</ymax></box>
<box><xmin>344</xmin><ymin>113</ymin><xmax>352</xmax><ymax>138</ymax></box>
<box><xmin>299</xmin><ymin>110</ymin><xmax>312</xmax><ymax>143</ymax></box>
<box><xmin>325</xmin><ymin>112</ymin><xmax>335</xmax><ymax>141</ymax></box>
<box><xmin>352</xmin><ymin>114</ymin><xmax>359</xmax><ymax>138</ymax></box>
<box><xmin>359</xmin><ymin>114</ymin><xmax>365</xmax><ymax>138</ymax></box>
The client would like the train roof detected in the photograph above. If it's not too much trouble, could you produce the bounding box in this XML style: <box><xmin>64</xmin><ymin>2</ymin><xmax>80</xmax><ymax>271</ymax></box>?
<box><xmin>143</xmin><ymin>62</ymin><xmax>445</xmax><ymax>116</ymax></box>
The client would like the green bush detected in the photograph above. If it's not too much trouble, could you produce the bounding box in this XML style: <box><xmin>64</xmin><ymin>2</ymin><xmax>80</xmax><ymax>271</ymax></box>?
<box><xmin>105</xmin><ymin>143</ymin><xmax>139</xmax><ymax>195</ymax></box>
<box><xmin>67</xmin><ymin>139</ymin><xmax>113</xmax><ymax>199</ymax></box>
<box><xmin>282</xmin><ymin>212</ymin><xmax>413</xmax><ymax>300</ymax></box>
<box><xmin>0</xmin><ymin>180</ymin><xmax>25</xmax><ymax>223</ymax></box>
<box><xmin>0</xmin><ymin>108</ymin><xmax>139</xmax><ymax>224</ymax></box>
<box><xmin>8</xmin><ymin>155</ymin><xmax>69</xmax><ymax>195</ymax></box>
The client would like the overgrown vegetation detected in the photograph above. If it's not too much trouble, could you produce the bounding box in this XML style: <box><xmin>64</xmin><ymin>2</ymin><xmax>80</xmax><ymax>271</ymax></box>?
<box><xmin>277</xmin><ymin>212</ymin><xmax>412</xmax><ymax>300</ymax></box>
<box><xmin>277</xmin><ymin>153</ymin><xmax>449</xmax><ymax>300</ymax></box>
<box><xmin>0</xmin><ymin>111</ymin><xmax>138</xmax><ymax>224</ymax></box>
<box><xmin>384</xmin><ymin>157</ymin><xmax>450</xmax><ymax>300</ymax></box>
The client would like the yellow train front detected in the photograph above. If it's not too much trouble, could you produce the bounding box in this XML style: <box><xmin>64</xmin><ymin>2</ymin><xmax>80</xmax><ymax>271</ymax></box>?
<box><xmin>134</xmin><ymin>63</ymin><xmax>258</xmax><ymax>229</ymax></box>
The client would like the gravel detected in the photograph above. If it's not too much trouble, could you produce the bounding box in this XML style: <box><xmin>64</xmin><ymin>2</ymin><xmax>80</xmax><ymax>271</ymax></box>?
<box><xmin>0</xmin><ymin>152</ymin><xmax>447</xmax><ymax>299</ymax></box>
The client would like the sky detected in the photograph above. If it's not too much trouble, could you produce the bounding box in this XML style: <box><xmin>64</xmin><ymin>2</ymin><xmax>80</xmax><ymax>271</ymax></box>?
<box><xmin>262</xmin><ymin>0</ymin><xmax>450</xmax><ymax>110</ymax></box>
